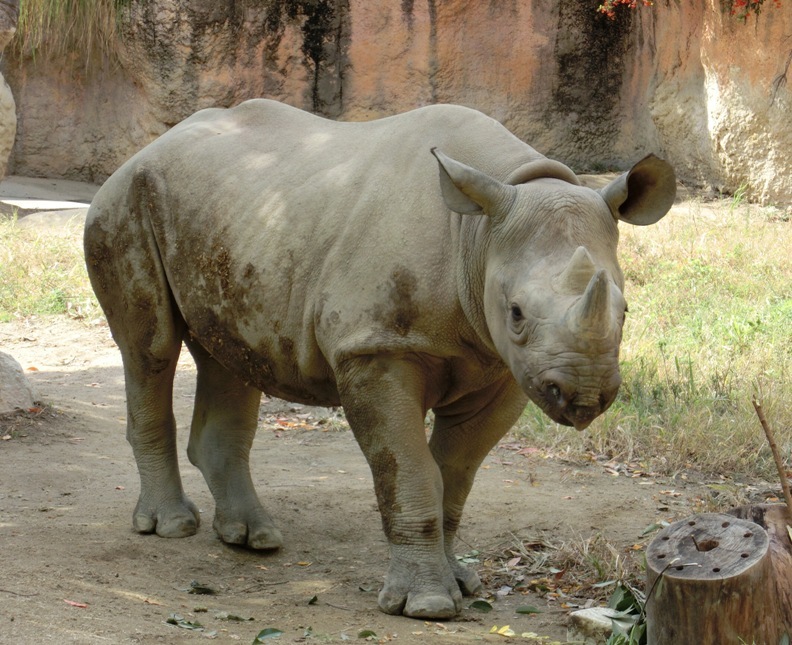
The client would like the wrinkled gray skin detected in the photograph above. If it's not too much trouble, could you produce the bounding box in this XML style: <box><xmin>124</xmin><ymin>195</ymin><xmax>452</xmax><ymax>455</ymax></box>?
<box><xmin>84</xmin><ymin>100</ymin><xmax>675</xmax><ymax>619</ymax></box>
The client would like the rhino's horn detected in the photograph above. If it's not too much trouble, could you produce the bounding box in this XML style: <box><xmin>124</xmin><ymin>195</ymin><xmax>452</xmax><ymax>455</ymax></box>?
<box><xmin>554</xmin><ymin>246</ymin><xmax>596</xmax><ymax>295</ymax></box>
<box><xmin>568</xmin><ymin>269</ymin><xmax>613</xmax><ymax>336</ymax></box>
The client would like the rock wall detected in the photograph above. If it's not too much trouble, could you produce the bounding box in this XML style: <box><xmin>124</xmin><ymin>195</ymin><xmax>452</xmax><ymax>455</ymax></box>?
<box><xmin>2</xmin><ymin>0</ymin><xmax>791</xmax><ymax>204</ymax></box>
<box><xmin>0</xmin><ymin>1</ymin><xmax>17</xmax><ymax>178</ymax></box>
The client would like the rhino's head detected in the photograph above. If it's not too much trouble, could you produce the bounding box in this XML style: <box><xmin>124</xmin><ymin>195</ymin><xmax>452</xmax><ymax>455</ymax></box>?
<box><xmin>432</xmin><ymin>149</ymin><xmax>676</xmax><ymax>430</ymax></box>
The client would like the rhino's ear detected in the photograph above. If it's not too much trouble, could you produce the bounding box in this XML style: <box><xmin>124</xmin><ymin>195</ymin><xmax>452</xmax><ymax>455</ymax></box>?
<box><xmin>599</xmin><ymin>154</ymin><xmax>676</xmax><ymax>226</ymax></box>
<box><xmin>431</xmin><ymin>148</ymin><xmax>516</xmax><ymax>217</ymax></box>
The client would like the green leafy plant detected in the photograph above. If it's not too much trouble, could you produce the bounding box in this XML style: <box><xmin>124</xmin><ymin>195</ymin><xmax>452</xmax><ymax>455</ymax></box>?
<box><xmin>605</xmin><ymin>584</ymin><xmax>647</xmax><ymax>645</ymax></box>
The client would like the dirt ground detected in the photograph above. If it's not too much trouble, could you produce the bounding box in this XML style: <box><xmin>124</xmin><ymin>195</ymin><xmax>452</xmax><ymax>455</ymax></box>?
<box><xmin>0</xmin><ymin>313</ymin><xmax>737</xmax><ymax>644</ymax></box>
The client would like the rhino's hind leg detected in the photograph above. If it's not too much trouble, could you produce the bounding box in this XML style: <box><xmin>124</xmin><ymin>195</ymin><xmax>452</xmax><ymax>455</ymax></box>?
<box><xmin>429</xmin><ymin>378</ymin><xmax>528</xmax><ymax>596</ymax></box>
<box><xmin>85</xmin><ymin>181</ymin><xmax>200</xmax><ymax>539</ymax></box>
<box><xmin>125</xmin><ymin>351</ymin><xmax>201</xmax><ymax>539</ymax></box>
<box><xmin>185</xmin><ymin>338</ymin><xmax>282</xmax><ymax>551</ymax></box>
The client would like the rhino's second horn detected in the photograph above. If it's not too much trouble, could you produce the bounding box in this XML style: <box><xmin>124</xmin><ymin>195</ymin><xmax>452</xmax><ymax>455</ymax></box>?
<box><xmin>554</xmin><ymin>246</ymin><xmax>597</xmax><ymax>295</ymax></box>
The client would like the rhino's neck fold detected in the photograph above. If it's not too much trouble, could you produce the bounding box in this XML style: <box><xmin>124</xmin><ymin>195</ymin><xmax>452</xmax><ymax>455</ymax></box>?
<box><xmin>453</xmin><ymin>213</ymin><xmax>499</xmax><ymax>357</ymax></box>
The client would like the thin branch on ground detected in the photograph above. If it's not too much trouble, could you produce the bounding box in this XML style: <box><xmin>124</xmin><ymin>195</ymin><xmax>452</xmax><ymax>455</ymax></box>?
<box><xmin>753</xmin><ymin>395</ymin><xmax>792</xmax><ymax>521</ymax></box>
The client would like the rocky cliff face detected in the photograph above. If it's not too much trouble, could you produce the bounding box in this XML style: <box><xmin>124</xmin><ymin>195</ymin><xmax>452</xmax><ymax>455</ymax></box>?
<box><xmin>2</xmin><ymin>0</ymin><xmax>791</xmax><ymax>205</ymax></box>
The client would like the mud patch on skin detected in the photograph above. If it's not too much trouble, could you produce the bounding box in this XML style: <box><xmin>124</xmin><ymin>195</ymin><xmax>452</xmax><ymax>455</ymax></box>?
<box><xmin>195</xmin><ymin>241</ymin><xmax>234</xmax><ymax>297</ymax></box>
<box><xmin>372</xmin><ymin>266</ymin><xmax>420</xmax><ymax>337</ymax></box>
<box><xmin>189</xmin><ymin>307</ymin><xmax>276</xmax><ymax>389</ymax></box>
<box><xmin>370</xmin><ymin>448</ymin><xmax>401</xmax><ymax>540</ymax></box>
<box><xmin>278</xmin><ymin>335</ymin><xmax>295</xmax><ymax>362</ymax></box>
<box><xmin>187</xmin><ymin>307</ymin><xmax>338</xmax><ymax>406</ymax></box>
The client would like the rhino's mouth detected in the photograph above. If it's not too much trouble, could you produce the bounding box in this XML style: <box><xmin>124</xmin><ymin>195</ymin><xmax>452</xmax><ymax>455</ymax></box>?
<box><xmin>543</xmin><ymin>407</ymin><xmax>596</xmax><ymax>431</ymax></box>
<box><xmin>527</xmin><ymin>380</ymin><xmax>618</xmax><ymax>432</ymax></box>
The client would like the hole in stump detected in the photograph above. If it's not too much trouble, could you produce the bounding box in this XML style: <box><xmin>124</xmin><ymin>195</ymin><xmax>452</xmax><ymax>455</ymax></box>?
<box><xmin>675</xmin><ymin>565</ymin><xmax>684</xmax><ymax>571</ymax></box>
<box><xmin>694</xmin><ymin>539</ymin><xmax>719</xmax><ymax>552</ymax></box>
<box><xmin>744</xmin><ymin>532</ymin><xmax>753</xmax><ymax>538</ymax></box>
<box><xmin>688</xmin><ymin>521</ymin><xmax>696</xmax><ymax>526</ymax></box>
<box><xmin>713</xmin><ymin>567</ymin><xmax>721</xmax><ymax>572</ymax></box>
<box><xmin>657</xmin><ymin>554</ymin><xmax>666</xmax><ymax>559</ymax></box>
<box><xmin>741</xmin><ymin>553</ymin><xmax>749</xmax><ymax>558</ymax></box>
<box><xmin>721</xmin><ymin>521</ymin><xmax>730</xmax><ymax>528</ymax></box>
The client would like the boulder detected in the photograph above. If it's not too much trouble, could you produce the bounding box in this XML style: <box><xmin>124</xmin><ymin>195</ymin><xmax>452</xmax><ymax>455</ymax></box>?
<box><xmin>0</xmin><ymin>74</ymin><xmax>16</xmax><ymax>178</ymax></box>
<box><xmin>0</xmin><ymin>351</ymin><xmax>37</xmax><ymax>415</ymax></box>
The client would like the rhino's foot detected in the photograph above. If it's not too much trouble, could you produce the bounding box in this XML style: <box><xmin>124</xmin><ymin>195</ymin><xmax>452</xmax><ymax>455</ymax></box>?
<box><xmin>379</xmin><ymin>586</ymin><xmax>461</xmax><ymax>619</ymax></box>
<box><xmin>377</xmin><ymin>556</ymin><xmax>463</xmax><ymax>619</ymax></box>
<box><xmin>449</xmin><ymin>559</ymin><xmax>483</xmax><ymax>596</ymax></box>
<box><xmin>133</xmin><ymin>496</ymin><xmax>200</xmax><ymax>538</ymax></box>
<box><xmin>213</xmin><ymin>510</ymin><xmax>283</xmax><ymax>551</ymax></box>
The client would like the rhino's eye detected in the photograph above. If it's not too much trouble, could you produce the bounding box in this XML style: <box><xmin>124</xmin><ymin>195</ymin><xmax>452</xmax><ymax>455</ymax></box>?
<box><xmin>510</xmin><ymin>304</ymin><xmax>524</xmax><ymax>322</ymax></box>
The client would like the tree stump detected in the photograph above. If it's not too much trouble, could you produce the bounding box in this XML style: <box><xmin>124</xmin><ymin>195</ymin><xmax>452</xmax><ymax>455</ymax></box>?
<box><xmin>645</xmin><ymin>511</ymin><xmax>792</xmax><ymax>644</ymax></box>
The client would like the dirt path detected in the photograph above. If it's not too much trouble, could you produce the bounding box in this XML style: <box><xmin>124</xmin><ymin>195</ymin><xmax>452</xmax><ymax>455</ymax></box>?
<box><xmin>0</xmin><ymin>316</ymin><xmax>715</xmax><ymax>643</ymax></box>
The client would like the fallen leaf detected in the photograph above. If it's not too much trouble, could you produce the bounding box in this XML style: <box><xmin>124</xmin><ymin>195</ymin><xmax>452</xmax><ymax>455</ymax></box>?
<box><xmin>489</xmin><ymin>625</ymin><xmax>516</xmax><ymax>636</ymax></box>
<box><xmin>187</xmin><ymin>581</ymin><xmax>217</xmax><ymax>595</ymax></box>
<box><xmin>166</xmin><ymin>614</ymin><xmax>203</xmax><ymax>630</ymax></box>
<box><xmin>64</xmin><ymin>599</ymin><xmax>88</xmax><ymax>608</ymax></box>
<box><xmin>469</xmin><ymin>600</ymin><xmax>493</xmax><ymax>613</ymax></box>
<box><xmin>495</xmin><ymin>585</ymin><xmax>513</xmax><ymax>598</ymax></box>
<box><xmin>253</xmin><ymin>627</ymin><xmax>284</xmax><ymax>641</ymax></box>
<box><xmin>26</xmin><ymin>366</ymin><xmax>39</xmax><ymax>371</ymax></box>
<box><xmin>215</xmin><ymin>611</ymin><xmax>253</xmax><ymax>621</ymax></box>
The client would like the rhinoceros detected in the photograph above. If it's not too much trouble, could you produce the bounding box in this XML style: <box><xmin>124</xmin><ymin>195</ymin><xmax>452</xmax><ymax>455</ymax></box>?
<box><xmin>84</xmin><ymin>99</ymin><xmax>675</xmax><ymax>618</ymax></box>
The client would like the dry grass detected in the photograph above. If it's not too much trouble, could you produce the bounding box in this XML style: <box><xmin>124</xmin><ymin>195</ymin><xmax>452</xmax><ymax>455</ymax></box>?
<box><xmin>479</xmin><ymin>531</ymin><xmax>645</xmax><ymax>604</ymax></box>
<box><xmin>0</xmin><ymin>215</ymin><xmax>98</xmax><ymax>322</ymax></box>
<box><xmin>11</xmin><ymin>0</ymin><xmax>128</xmax><ymax>67</ymax></box>
<box><xmin>517</xmin><ymin>196</ymin><xmax>792</xmax><ymax>479</ymax></box>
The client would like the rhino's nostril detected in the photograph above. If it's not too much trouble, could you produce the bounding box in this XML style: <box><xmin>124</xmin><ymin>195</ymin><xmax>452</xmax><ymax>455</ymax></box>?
<box><xmin>544</xmin><ymin>381</ymin><xmax>569</xmax><ymax>409</ymax></box>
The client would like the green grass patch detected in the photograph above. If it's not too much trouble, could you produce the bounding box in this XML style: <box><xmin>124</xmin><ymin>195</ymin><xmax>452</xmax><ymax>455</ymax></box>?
<box><xmin>516</xmin><ymin>199</ymin><xmax>792</xmax><ymax>478</ymax></box>
<box><xmin>0</xmin><ymin>216</ymin><xmax>98</xmax><ymax>321</ymax></box>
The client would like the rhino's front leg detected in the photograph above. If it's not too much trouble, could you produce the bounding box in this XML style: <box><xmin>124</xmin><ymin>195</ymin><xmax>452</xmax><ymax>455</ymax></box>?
<box><xmin>430</xmin><ymin>378</ymin><xmax>528</xmax><ymax>595</ymax></box>
<box><xmin>338</xmin><ymin>357</ymin><xmax>461</xmax><ymax>619</ymax></box>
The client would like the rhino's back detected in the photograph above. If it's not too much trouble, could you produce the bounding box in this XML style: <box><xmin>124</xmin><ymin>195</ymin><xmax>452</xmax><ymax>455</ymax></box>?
<box><xmin>87</xmin><ymin>100</ymin><xmax>539</xmax><ymax>404</ymax></box>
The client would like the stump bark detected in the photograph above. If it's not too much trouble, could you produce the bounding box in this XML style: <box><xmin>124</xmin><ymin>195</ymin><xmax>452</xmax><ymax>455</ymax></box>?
<box><xmin>646</xmin><ymin>509</ymin><xmax>792</xmax><ymax>644</ymax></box>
